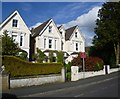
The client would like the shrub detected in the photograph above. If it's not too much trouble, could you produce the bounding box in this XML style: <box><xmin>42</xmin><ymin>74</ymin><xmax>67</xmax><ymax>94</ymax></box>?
<box><xmin>71</xmin><ymin>56</ymin><xmax>104</xmax><ymax>71</ymax></box>
<box><xmin>17</xmin><ymin>51</ymin><xmax>28</xmax><ymax>60</ymax></box>
<box><xmin>34</xmin><ymin>48</ymin><xmax>46</xmax><ymax>63</ymax></box>
<box><xmin>56</xmin><ymin>51</ymin><xmax>64</xmax><ymax>64</ymax></box>
<box><xmin>85</xmin><ymin>57</ymin><xmax>104</xmax><ymax>71</ymax></box>
<box><xmin>65</xmin><ymin>62</ymin><xmax>72</xmax><ymax>72</ymax></box>
<box><xmin>49</xmin><ymin>50</ymin><xmax>54</xmax><ymax>62</ymax></box>
<box><xmin>2</xmin><ymin>55</ymin><xmax>63</xmax><ymax>78</ymax></box>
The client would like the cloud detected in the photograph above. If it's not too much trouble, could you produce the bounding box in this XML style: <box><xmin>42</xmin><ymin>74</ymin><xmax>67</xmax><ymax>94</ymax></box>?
<box><xmin>29</xmin><ymin>22</ymin><xmax>42</xmax><ymax>29</ymax></box>
<box><xmin>21</xmin><ymin>3</ymin><xmax>32</xmax><ymax>12</ymax></box>
<box><xmin>53</xmin><ymin>3</ymin><xmax>88</xmax><ymax>21</ymax></box>
<box><xmin>63</xmin><ymin>6</ymin><xmax>101</xmax><ymax>46</ymax></box>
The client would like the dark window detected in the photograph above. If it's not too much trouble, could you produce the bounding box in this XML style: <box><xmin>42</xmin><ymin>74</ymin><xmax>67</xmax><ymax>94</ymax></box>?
<box><xmin>76</xmin><ymin>43</ymin><xmax>78</xmax><ymax>51</ymax></box>
<box><xmin>12</xmin><ymin>19</ymin><xmax>18</xmax><ymax>27</ymax></box>
<box><xmin>75</xmin><ymin>32</ymin><xmax>77</xmax><ymax>38</ymax></box>
<box><xmin>44</xmin><ymin>38</ymin><xmax>46</xmax><ymax>48</ymax></box>
<box><xmin>49</xmin><ymin>26</ymin><xmax>52</xmax><ymax>33</ymax></box>
<box><xmin>20</xmin><ymin>35</ymin><xmax>23</xmax><ymax>46</ymax></box>
<box><xmin>61</xmin><ymin>42</ymin><xmax>63</xmax><ymax>50</ymax></box>
<box><xmin>49</xmin><ymin>39</ymin><xmax>52</xmax><ymax>48</ymax></box>
<box><xmin>55</xmin><ymin>40</ymin><xmax>56</xmax><ymax>49</ymax></box>
<box><xmin>53</xmin><ymin>57</ymin><xmax>56</xmax><ymax>62</ymax></box>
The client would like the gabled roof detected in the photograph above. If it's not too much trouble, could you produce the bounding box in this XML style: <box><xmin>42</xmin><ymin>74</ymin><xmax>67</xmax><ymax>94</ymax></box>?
<box><xmin>0</xmin><ymin>10</ymin><xmax>31</xmax><ymax>34</ymax></box>
<box><xmin>0</xmin><ymin>10</ymin><xmax>18</xmax><ymax>29</ymax></box>
<box><xmin>57</xmin><ymin>25</ymin><xmax>65</xmax><ymax>31</ymax></box>
<box><xmin>57</xmin><ymin>25</ymin><xmax>62</xmax><ymax>30</ymax></box>
<box><xmin>65</xmin><ymin>25</ymin><xmax>77</xmax><ymax>41</ymax></box>
<box><xmin>32</xmin><ymin>19</ymin><xmax>51</xmax><ymax>37</ymax></box>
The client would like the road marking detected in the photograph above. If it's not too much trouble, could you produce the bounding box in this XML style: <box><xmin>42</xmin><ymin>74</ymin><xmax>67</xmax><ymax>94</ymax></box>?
<box><xmin>21</xmin><ymin>76</ymin><xmax>119</xmax><ymax>97</ymax></box>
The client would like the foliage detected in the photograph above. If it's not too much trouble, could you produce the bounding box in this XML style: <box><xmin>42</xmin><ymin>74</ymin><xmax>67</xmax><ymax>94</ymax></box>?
<box><xmin>85</xmin><ymin>57</ymin><xmax>104</xmax><ymax>71</ymax></box>
<box><xmin>71</xmin><ymin>54</ymin><xmax>82</xmax><ymax>66</ymax></box>
<box><xmin>56</xmin><ymin>51</ymin><xmax>64</xmax><ymax>64</ymax></box>
<box><xmin>89</xmin><ymin>45</ymin><xmax>116</xmax><ymax>67</ymax></box>
<box><xmin>35</xmin><ymin>48</ymin><xmax>46</xmax><ymax>63</ymax></box>
<box><xmin>2</xmin><ymin>55</ymin><xmax>63</xmax><ymax>78</ymax></box>
<box><xmin>65</xmin><ymin>62</ymin><xmax>72</xmax><ymax>72</ymax></box>
<box><xmin>17</xmin><ymin>51</ymin><xmax>28</xmax><ymax>60</ymax></box>
<box><xmin>2</xmin><ymin>30</ymin><xmax>19</xmax><ymax>55</ymax></box>
<box><xmin>49</xmin><ymin>50</ymin><xmax>54</xmax><ymax>62</ymax></box>
<box><xmin>71</xmin><ymin>55</ymin><xmax>104</xmax><ymax>71</ymax></box>
<box><xmin>66</xmin><ymin>72</ymin><xmax>71</xmax><ymax>81</ymax></box>
<box><xmin>93</xmin><ymin>2</ymin><xmax>120</xmax><ymax>65</ymax></box>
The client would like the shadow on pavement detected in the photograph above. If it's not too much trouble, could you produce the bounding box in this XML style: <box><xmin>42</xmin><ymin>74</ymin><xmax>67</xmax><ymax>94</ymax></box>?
<box><xmin>2</xmin><ymin>93</ymin><xmax>18</xmax><ymax>99</ymax></box>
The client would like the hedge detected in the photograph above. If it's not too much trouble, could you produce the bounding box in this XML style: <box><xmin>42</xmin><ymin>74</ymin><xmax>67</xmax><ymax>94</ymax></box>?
<box><xmin>2</xmin><ymin>55</ymin><xmax>63</xmax><ymax>78</ymax></box>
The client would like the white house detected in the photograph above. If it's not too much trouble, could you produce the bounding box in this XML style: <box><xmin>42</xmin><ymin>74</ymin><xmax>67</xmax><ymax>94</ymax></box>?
<box><xmin>31</xmin><ymin>19</ymin><xmax>63</xmax><ymax>62</ymax></box>
<box><xmin>0</xmin><ymin>10</ymin><xmax>31</xmax><ymax>58</ymax></box>
<box><xmin>58</xmin><ymin>25</ymin><xmax>85</xmax><ymax>63</ymax></box>
<box><xmin>31</xmin><ymin>19</ymin><xmax>85</xmax><ymax>63</ymax></box>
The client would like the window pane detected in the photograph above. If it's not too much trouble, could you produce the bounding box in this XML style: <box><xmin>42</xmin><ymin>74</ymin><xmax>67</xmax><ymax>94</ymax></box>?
<box><xmin>20</xmin><ymin>35</ymin><xmax>23</xmax><ymax>46</ymax></box>
<box><xmin>55</xmin><ymin>40</ymin><xmax>56</xmax><ymax>49</ymax></box>
<box><xmin>44</xmin><ymin>39</ymin><xmax>46</xmax><ymax>48</ymax></box>
<box><xmin>76</xmin><ymin>43</ymin><xmax>78</xmax><ymax>51</ymax></box>
<box><xmin>12</xmin><ymin>35</ymin><xmax>17</xmax><ymax>41</ymax></box>
<box><xmin>49</xmin><ymin>39</ymin><xmax>52</xmax><ymax>48</ymax></box>
<box><xmin>49</xmin><ymin>26</ymin><xmax>52</xmax><ymax>33</ymax></box>
<box><xmin>75</xmin><ymin>32</ymin><xmax>77</xmax><ymax>38</ymax></box>
<box><xmin>12</xmin><ymin>19</ymin><xmax>18</xmax><ymax>27</ymax></box>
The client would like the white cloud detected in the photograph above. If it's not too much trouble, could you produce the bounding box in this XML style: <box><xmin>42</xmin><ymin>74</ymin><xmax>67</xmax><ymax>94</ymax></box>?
<box><xmin>63</xmin><ymin>6</ymin><xmax>101</xmax><ymax>47</ymax></box>
<box><xmin>29</xmin><ymin>22</ymin><xmax>42</xmax><ymax>30</ymax></box>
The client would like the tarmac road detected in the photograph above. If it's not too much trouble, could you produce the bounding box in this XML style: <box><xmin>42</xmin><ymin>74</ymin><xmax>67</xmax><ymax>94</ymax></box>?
<box><xmin>1</xmin><ymin>71</ymin><xmax>120</xmax><ymax>98</ymax></box>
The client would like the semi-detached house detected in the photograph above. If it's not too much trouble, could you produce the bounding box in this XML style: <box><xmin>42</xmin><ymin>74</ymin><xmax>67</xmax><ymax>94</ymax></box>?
<box><xmin>31</xmin><ymin>19</ymin><xmax>85</xmax><ymax>63</ymax></box>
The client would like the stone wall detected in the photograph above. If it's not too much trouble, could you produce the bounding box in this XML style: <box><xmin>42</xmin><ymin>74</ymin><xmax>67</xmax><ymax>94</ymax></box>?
<box><xmin>10</xmin><ymin>68</ymin><xmax>65</xmax><ymax>88</ymax></box>
<box><xmin>71</xmin><ymin>66</ymin><xmax>120</xmax><ymax>81</ymax></box>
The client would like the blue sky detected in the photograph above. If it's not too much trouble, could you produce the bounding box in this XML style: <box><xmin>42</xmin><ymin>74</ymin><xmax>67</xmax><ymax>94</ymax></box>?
<box><xmin>2</xmin><ymin>2</ymin><xmax>104</xmax><ymax>46</ymax></box>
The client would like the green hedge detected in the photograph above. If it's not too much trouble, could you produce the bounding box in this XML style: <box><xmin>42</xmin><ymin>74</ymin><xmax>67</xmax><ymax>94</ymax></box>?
<box><xmin>2</xmin><ymin>55</ymin><xmax>63</xmax><ymax>78</ymax></box>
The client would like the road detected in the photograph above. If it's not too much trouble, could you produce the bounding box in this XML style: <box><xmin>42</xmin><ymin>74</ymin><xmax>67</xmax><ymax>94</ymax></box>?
<box><xmin>2</xmin><ymin>71</ymin><xmax>120</xmax><ymax>98</ymax></box>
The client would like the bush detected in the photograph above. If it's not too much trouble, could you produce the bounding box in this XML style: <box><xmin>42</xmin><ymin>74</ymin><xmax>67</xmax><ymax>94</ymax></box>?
<box><xmin>71</xmin><ymin>56</ymin><xmax>104</xmax><ymax>71</ymax></box>
<box><xmin>2</xmin><ymin>55</ymin><xmax>63</xmax><ymax>78</ymax></box>
<box><xmin>56</xmin><ymin>51</ymin><xmax>64</xmax><ymax>64</ymax></box>
<box><xmin>17</xmin><ymin>51</ymin><xmax>28</xmax><ymax>60</ymax></box>
<box><xmin>85</xmin><ymin>57</ymin><xmax>104</xmax><ymax>71</ymax></box>
<box><xmin>66</xmin><ymin>72</ymin><xmax>71</xmax><ymax>81</ymax></box>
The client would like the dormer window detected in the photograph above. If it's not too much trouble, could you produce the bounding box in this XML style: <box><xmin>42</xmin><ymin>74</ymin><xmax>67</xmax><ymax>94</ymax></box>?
<box><xmin>75</xmin><ymin>32</ymin><xmax>77</xmax><ymax>38</ymax></box>
<box><xmin>49</xmin><ymin>26</ymin><xmax>52</xmax><ymax>33</ymax></box>
<box><xmin>12</xmin><ymin>19</ymin><xmax>18</xmax><ymax>27</ymax></box>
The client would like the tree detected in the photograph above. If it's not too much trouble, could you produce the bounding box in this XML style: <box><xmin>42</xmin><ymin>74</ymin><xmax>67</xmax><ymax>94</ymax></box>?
<box><xmin>93</xmin><ymin>2</ymin><xmax>120</xmax><ymax>65</ymax></box>
<box><xmin>56</xmin><ymin>51</ymin><xmax>64</xmax><ymax>64</ymax></box>
<box><xmin>49</xmin><ymin>50</ymin><xmax>54</xmax><ymax>62</ymax></box>
<box><xmin>35</xmin><ymin>48</ymin><xmax>46</xmax><ymax>63</ymax></box>
<box><xmin>2</xmin><ymin>30</ymin><xmax>19</xmax><ymax>55</ymax></box>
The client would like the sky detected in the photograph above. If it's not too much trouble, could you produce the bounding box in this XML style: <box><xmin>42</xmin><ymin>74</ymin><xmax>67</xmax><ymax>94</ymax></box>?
<box><xmin>2</xmin><ymin>2</ymin><xmax>105</xmax><ymax>46</ymax></box>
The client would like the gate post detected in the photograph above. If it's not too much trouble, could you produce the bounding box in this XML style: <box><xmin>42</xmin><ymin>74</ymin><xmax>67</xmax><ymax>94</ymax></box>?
<box><xmin>71</xmin><ymin>66</ymin><xmax>79</xmax><ymax>81</ymax></box>
<box><xmin>61</xmin><ymin>67</ymin><xmax>65</xmax><ymax>82</ymax></box>
<box><xmin>104</xmin><ymin>65</ymin><xmax>110</xmax><ymax>74</ymax></box>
